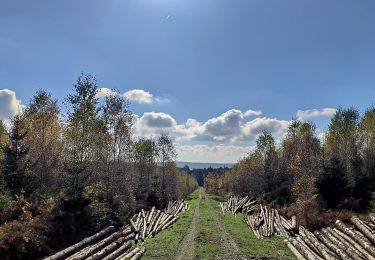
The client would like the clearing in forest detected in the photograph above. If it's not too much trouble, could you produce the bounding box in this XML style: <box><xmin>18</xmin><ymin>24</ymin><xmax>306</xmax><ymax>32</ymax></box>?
<box><xmin>143</xmin><ymin>188</ymin><xmax>295</xmax><ymax>260</ymax></box>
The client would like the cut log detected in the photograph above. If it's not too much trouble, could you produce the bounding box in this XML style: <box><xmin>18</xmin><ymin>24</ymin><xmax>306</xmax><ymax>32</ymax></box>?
<box><xmin>86</xmin><ymin>237</ymin><xmax>126</xmax><ymax>260</ymax></box>
<box><xmin>351</xmin><ymin>216</ymin><xmax>375</xmax><ymax>244</ymax></box>
<box><xmin>102</xmin><ymin>242</ymin><xmax>132</xmax><ymax>260</ymax></box>
<box><xmin>67</xmin><ymin>232</ymin><xmax>121</xmax><ymax>260</ymax></box>
<box><xmin>44</xmin><ymin>226</ymin><xmax>116</xmax><ymax>260</ymax></box>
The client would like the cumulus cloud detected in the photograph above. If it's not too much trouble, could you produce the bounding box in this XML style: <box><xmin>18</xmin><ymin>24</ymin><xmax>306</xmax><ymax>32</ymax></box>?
<box><xmin>244</xmin><ymin>109</ymin><xmax>262</xmax><ymax>117</ymax></box>
<box><xmin>0</xmin><ymin>89</ymin><xmax>22</xmax><ymax>122</ymax></box>
<box><xmin>96</xmin><ymin>88</ymin><xmax>156</xmax><ymax>104</ymax></box>
<box><xmin>296</xmin><ymin>108</ymin><xmax>337</xmax><ymax>120</ymax></box>
<box><xmin>96</xmin><ymin>87</ymin><xmax>116</xmax><ymax>98</ymax></box>
<box><xmin>176</xmin><ymin>144</ymin><xmax>253</xmax><ymax>163</ymax></box>
<box><xmin>133</xmin><ymin>109</ymin><xmax>290</xmax><ymax>143</ymax></box>
<box><xmin>123</xmin><ymin>89</ymin><xmax>153</xmax><ymax>104</ymax></box>
<box><xmin>241</xmin><ymin>117</ymin><xmax>289</xmax><ymax>140</ymax></box>
<box><xmin>135</xmin><ymin>111</ymin><xmax>177</xmax><ymax>136</ymax></box>
<box><xmin>204</xmin><ymin>109</ymin><xmax>243</xmax><ymax>140</ymax></box>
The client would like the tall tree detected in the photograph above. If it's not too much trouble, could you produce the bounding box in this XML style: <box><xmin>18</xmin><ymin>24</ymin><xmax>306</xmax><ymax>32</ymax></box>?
<box><xmin>255</xmin><ymin>131</ymin><xmax>279</xmax><ymax>197</ymax></box>
<box><xmin>282</xmin><ymin>120</ymin><xmax>321</xmax><ymax>201</ymax></box>
<box><xmin>23</xmin><ymin>90</ymin><xmax>62</xmax><ymax>194</ymax></box>
<box><xmin>63</xmin><ymin>74</ymin><xmax>108</xmax><ymax>206</ymax></box>
<box><xmin>102</xmin><ymin>91</ymin><xmax>134</xmax><ymax>202</ymax></box>
<box><xmin>2</xmin><ymin>115</ymin><xmax>34</xmax><ymax>196</ymax></box>
<box><xmin>319</xmin><ymin>108</ymin><xmax>361</xmax><ymax>208</ymax></box>
<box><xmin>0</xmin><ymin>120</ymin><xmax>8</xmax><ymax>161</ymax></box>
<box><xmin>157</xmin><ymin>132</ymin><xmax>177</xmax><ymax>204</ymax></box>
<box><xmin>133</xmin><ymin>138</ymin><xmax>158</xmax><ymax>201</ymax></box>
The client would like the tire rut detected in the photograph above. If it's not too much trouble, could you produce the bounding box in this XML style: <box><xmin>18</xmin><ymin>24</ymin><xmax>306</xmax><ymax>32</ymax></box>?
<box><xmin>175</xmin><ymin>188</ymin><xmax>202</xmax><ymax>260</ymax></box>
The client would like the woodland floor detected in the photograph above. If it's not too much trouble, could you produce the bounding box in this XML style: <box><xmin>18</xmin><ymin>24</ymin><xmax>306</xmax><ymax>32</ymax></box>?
<box><xmin>142</xmin><ymin>188</ymin><xmax>295</xmax><ymax>260</ymax></box>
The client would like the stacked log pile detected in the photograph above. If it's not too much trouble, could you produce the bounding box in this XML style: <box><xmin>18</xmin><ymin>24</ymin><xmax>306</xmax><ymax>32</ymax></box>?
<box><xmin>219</xmin><ymin>195</ymin><xmax>257</xmax><ymax>214</ymax></box>
<box><xmin>44</xmin><ymin>200</ymin><xmax>188</xmax><ymax>260</ymax></box>
<box><xmin>245</xmin><ymin>205</ymin><xmax>298</xmax><ymax>238</ymax></box>
<box><xmin>220</xmin><ymin>196</ymin><xmax>375</xmax><ymax>259</ymax></box>
<box><xmin>129</xmin><ymin>202</ymin><xmax>188</xmax><ymax>241</ymax></box>
<box><xmin>285</xmin><ymin>216</ymin><xmax>375</xmax><ymax>260</ymax></box>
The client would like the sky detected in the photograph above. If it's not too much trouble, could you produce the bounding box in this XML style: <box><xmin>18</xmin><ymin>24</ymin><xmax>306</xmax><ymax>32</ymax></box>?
<box><xmin>1</xmin><ymin>0</ymin><xmax>375</xmax><ymax>163</ymax></box>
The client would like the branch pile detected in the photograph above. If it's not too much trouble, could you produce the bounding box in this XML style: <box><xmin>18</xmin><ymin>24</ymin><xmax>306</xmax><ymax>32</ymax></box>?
<box><xmin>44</xmin><ymin>200</ymin><xmax>189</xmax><ymax>260</ymax></box>
<box><xmin>219</xmin><ymin>195</ymin><xmax>257</xmax><ymax>214</ymax></box>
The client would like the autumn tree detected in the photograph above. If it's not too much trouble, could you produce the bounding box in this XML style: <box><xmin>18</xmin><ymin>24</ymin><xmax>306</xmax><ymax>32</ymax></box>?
<box><xmin>23</xmin><ymin>90</ymin><xmax>62</xmax><ymax>194</ymax></box>
<box><xmin>157</xmin><ymin>132</ymin><xmax>177</xmax><ymax>204</ymax></box>
<box><xmin>0</xmin><ymin>120</ymin><xmax>8</xmax><ymax>161</ymax></box>
<box><xmin>62</xmin><ymin>74</ymin><xmax>108</xmax><ymax>213</ymax></box>
<box><xmin>102</xmin><ymin>92</ymin><xmax>133</xmax><ymax>195</ymax></box>
<box><xmin>133</xmin><ymin>138</ymin><xmax>158</xmax><ymax>203</ymax></box>
<box><xmin>281</xmin><ymin>120</ymin><xmax>321</xmax><ymax>201</ymax></box>
<box><xmin>319</xmin><ymin>108</ymin><xmax>361</xmax><ymax>208</ymax></box>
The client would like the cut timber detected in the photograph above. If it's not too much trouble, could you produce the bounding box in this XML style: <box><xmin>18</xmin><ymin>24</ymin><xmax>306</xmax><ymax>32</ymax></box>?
<box><xmin>67</xmin><ymin>232</ymin><xmax>122</xmax><ymax>260</ymax></box>
<box><xmin>351</xmin><ymin>216</ymin><xmax>375</xmax><ymax>244</ymax></box>
<box><xmin>335</xmin><ymin>219</ymin><xmax>375</xmax><ymax>258</ymax></box>
<box><xmin>44</xmin><ymin>226</ymin><xmax>116</xmax><ymax>260</ymax></box>
<box><xmin>102</xmin><ymin>242</ymin><xmax>132</xmax><ymax>260</ymax></box>
<box><xmin>86</xmin><ymin>237</ymin><xmax>126</xmax><ymax>260</ymax></box>
<box><xmin>284</xmin><ymin>239</ymin><xmax>306</xmax><ymax>260</ymax></box>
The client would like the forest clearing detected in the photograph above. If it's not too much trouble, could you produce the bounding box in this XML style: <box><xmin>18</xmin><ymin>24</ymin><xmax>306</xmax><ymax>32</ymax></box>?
<box><xmin>1</xmin><ymin>76</ymin><xmax>375</xmax><ymax>260</ymax></box>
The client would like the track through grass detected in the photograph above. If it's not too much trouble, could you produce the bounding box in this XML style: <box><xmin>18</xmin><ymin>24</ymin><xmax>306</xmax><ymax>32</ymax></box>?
<box><xmin>143</xmin><ymin>189</ymin><xmax>295</xmax><ymax>260</ymax></box>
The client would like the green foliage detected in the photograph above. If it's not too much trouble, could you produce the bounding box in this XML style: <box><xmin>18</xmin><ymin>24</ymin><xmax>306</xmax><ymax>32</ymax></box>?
<box><xmin>83</xmin><ymin>182</ymin><xmax>128</xmax><ymax>231</ymax></box>
<box><xmin>2</xmin><ymin>115</ymin><xmax>35</xmax><ymax>196</ymax></box>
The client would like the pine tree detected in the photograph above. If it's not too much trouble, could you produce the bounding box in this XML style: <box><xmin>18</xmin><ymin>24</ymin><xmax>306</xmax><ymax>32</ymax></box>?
<box><xmin>2</xmin><ymin>115</ymin><xmax>34</xmax><ymax>196</ymax></box>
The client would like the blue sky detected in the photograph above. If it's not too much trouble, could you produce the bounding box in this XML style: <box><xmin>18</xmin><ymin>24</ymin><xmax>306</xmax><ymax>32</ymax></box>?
<box><xmin>1</xmin><ymin>0</ymin><xmax>375</xmax><ymax>162</ymax></box>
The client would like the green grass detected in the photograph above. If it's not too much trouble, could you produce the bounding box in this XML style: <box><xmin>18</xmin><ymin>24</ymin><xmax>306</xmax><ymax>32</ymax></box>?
<box><xmin>143</xmin><ymin>190</ymin><xmax>296</xmax><ymax>260</ymax></box>
<box><xmin>195</xmin><ymin>192</ymin><xmax>223</xmax><ymax>259</ymax></box>
<box><xmin>142</xmin><ymin>190</ymin><xmax>199</xmax><ymax>260</ymax></box>
<box><xmin>208</xmin><ymin>194</ymin><xmax>296</xmax><ymax>259</ymax></box>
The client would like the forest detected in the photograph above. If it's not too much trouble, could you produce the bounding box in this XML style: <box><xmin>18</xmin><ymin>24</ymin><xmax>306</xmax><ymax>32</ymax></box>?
<box><xmin>204</xmin><ymin>107</ymin><xmax>375</xmax><ymax>230</ymax></box>
<box><xmin>0</xmin><ymin>74</ymin><xmax>197</xmax><ymax>259</ymax></box>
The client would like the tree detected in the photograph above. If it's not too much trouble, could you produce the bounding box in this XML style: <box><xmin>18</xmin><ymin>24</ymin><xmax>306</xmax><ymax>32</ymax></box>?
<box><xmin>23</xmin><ymin>90</ymin><xmax>62</xmax><ymax>194</ymax></box>
<box><xmin>103</xmin><ymin>92</ymin><xmax>133</xmax><ymax>163</ymax></box>
<box><xmin>62</xmin><ymin>73</ymin><xmax>108</xmax><ymax>213</ymax></box>
<box><xmin>320</xmin><ymin>108</ymin><xmax>361</xmax><ymax>208</ymax></box>
<box><xmin>2</xmin><ymin>115</ymin><xmax>34</xmax><ymax>196</ymax></box>
<box><xmin>0</xmin><ymin>120</ymin><xmax>8</xmax><ymax>161</ymax></box>
<box><xmin>255</xmin><ymin>131</ymin><xmax>280</xmax><ymax>199</ymax></box>
<box><xmin>133</xmin><ymin>138</ymin><xmax>158</xmax><ymax>202</ymax></box>
<box><xmin>157</xmin><ymin>132</ymin><xmax>177</xmax><ymax>204</ymax></box>
<box><xmin>281</xmin><ymin>120</ymin><xmax>321</xmax><ymax>201</ymax></box>
<box><xmin>102</xmin><ymin>92</ymin><xmax>133</xmax><ymax>194</ymax></box>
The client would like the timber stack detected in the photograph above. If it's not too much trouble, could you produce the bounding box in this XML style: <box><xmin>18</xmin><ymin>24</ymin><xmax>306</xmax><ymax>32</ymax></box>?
<box><xmin>44</xmin><ymin>200</ymin><xmax>188</xmax><ymax>260</ymax></box>
<box><xmin>219</xmin><ymin>195</ymin><xmax>257</xmax><ymax>214</ymax></box>
<box><xmin>221</xmin><ymin>196</ymin><xmax>375</xmax><ymax>259</ymax></box>
<box><xmin>285</xmin><ymin>216</ymin><xmax>375</xmax><ymax>260</ymax></box>
<box><xmin>245</xmin><ymin>205</ymin><xmax>298</xmax><ymax>238</ymax></box>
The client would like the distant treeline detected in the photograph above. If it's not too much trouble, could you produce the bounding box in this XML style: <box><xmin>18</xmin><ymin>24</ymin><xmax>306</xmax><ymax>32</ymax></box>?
<box><xmin>180</xmin><ymin>165</ymin><xmax>229</xmax><ymax>186</ymax></box>
<box><xmin>205</xmin><ymin>108</ymin><xmax>375</xmax><ymax>229</ymax></box>
<box><xmin>0</xmin><ymin>74</ymin><xmax>197</xmax><ymax>259</ymax></box>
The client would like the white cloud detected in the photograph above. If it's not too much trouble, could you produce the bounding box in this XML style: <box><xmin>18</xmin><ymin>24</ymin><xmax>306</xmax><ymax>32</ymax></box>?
<box><xmin>0</xmin><ymin>89</ymin><xmax>22</xmax><ymax>122</ymax></box>
<box><xmin>241</xmin><ymin>117</ymin><xmax>290</xmax><ymax>140</ymax></box>
<box><xmin>296</xmin><ymin>108</ymin><xmax>337</xmax><ymax>120</ymax></box>
<box><xmin>123</xmin><ymin>89</ymin><xmax>153</xmax><ymax>104</ymax></box>
<box><xmin>176</xmin><ymin>144</ymin><xmax>253</xmax><ymax>163</ymax></box>
<box><xmin>204</xmin><ymin>109</ymin><xmax>243</xmax><ymax>139</ymax></box>
<box><xmin>244</xmin><ymin>109</ymin><xmax>262</xmax><ymax>117</ymax></box>
<box><xmin>135</xmin><ymin>111</ymin><xmax>177</xmax><ymax>136</ymax></box>
<box><xmin>133</xmin><ymin>109</ymin><xmax>290</xmax><ymax>143</ymax></box>
<box><xmin>96</xmin><ymin>87</ymin><xmax>116</xmax><ymax>98</ymax></box>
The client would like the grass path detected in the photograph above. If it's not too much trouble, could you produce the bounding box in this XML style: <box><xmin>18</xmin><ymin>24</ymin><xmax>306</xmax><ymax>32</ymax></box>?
<box><xmin>142</xmin><ymin>189</ymin><xmax>295</xmax><ymax>260</ymax></box>
<box><xmin>175</xmin><ymin>188</ymin><xmax>202</xmax><ymax>260</ymax></box>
